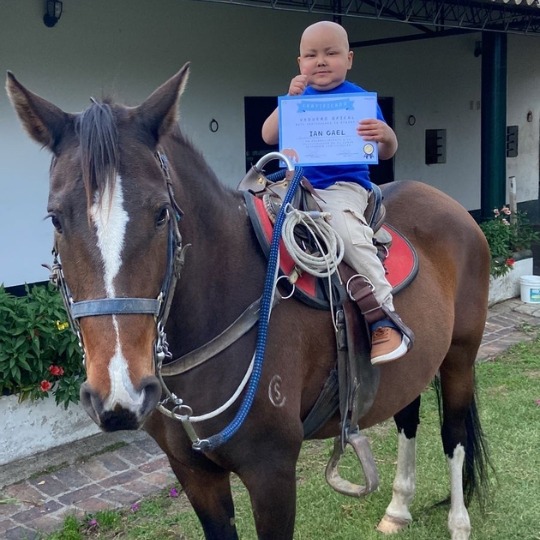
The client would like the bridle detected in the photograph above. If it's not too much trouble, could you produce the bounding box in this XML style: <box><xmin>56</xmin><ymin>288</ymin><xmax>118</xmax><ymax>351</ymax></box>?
<box><xmin>49</xmin><ymin>150</ymin><xmax>188</xmax><ymax>379</ymax></box>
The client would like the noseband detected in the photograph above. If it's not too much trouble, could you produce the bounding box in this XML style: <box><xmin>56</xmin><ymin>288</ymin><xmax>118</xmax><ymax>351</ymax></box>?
<box><xmin>49</xmin><ymin>151</ymin><xmax>188</xmax><ymax>367</ymax></box>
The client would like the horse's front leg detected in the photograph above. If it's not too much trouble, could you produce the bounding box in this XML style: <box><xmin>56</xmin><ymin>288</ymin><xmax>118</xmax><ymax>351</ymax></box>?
<box><xmin>377</xmin><ymin>396</ymin><xmax>421</xmax><ymax>534</ymax></box>
<box><xmin>237</xmin><ymin>438</ymin><xmax>301</xmax><ymax>539</ymax></box>
<box><xmin>167</xmin><ymin>453</ymin><xmax>238</xmax><ymax>540</ymax></box>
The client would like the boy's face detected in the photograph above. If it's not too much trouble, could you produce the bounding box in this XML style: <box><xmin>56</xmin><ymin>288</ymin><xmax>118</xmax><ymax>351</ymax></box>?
<box><xmin>298</xmin><ymin>23</ymin><xmax>353</xmax><ymax>92</ymax></box>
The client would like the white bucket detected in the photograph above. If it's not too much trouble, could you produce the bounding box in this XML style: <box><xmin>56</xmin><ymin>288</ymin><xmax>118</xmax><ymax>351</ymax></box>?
<box><xmin>519</xmin><ymin>275</ymin><xmax>540</xmax><ymax>303</ymax></box>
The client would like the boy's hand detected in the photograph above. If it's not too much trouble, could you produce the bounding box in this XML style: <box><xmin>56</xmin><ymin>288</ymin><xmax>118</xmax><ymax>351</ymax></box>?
<box><xmin>261</xmin><ymin>75</ymin><xmax>307</xmax><ymax>145</ymax></box>
<box><xmin>357</xmin><ymin>119</ymin><xmax>398</xmax><ymax>160</ymax></box>
<box><xmin>288</xmin><ymin>75</ymin><xmax>308</xmax><ymax>96</ymax></box>
<box><xmin>357</xmin><ymin>119</ymin><xmax>392</xmax><ymax>143</ymax></box>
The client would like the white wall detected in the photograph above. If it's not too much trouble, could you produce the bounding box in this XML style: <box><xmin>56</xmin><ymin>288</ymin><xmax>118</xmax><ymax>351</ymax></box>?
<box><xmin>0</xmin><ymin>0</ymin><xmax>315</xmax><ymax>286</ymax></box>
<box><xmin>0</xmin><ymin>394</ymin><xmax>100</xmax><ymax>465</ymax></box>
<box><xmin>360</xmin><ymin>31</ymin><xmax>540</xmax><ymax>207</ymax></box>
<box><xmin>1</xmin><ymin>0</ymin><xmax>540</xmax><ymax>286</ymax></box>
<box><xmin>347</xmin><ymin>31</ymin><xmax>484</xmax><ymax>206</ymax></box>
<box><xmin>507</xmin><ymin>34</ymin><xmax>540</xmax><ymax>203</ymax></box>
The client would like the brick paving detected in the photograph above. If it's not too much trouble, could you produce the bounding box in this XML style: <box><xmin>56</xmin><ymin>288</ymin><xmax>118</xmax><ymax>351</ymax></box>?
<box><xmin>1</xmin><ymin>298</ymin><xmax>539</xmax><ymax>539</ymax></box>
<box><xmin>0</xmin><ymin>435</ymin><xmax>176</xmax><ymax>539</ymax></box>
<box><xmin>479</xmin><ymin>298</ymin><xmax>540</xmax><ymax>360</ymax></box>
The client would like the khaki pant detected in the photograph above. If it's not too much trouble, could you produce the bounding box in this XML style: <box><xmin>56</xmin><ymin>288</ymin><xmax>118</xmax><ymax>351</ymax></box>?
<box><xmin>315</xmin><ymin>182</ymin><xmax>394</xmax><ymax>311</ymax></box>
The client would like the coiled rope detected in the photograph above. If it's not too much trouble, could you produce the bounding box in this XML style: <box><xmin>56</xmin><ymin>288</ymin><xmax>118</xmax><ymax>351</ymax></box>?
<box><xmin>281</xmin><ymin>205</ymin><xmax>345</xmax><ymax>331</ymax></box>
<box><xmin>281</xmin><ymin>206</ymin><xmax>345</xmax><ymax>278</ymax></box>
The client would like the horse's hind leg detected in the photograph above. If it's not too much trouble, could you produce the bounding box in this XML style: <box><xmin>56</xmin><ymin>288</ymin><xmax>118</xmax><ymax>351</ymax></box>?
<box><xmin>446</xmin><ymin>442</ymin><xmax>470</xmax><ymax>540</ymax></box>
<box><xmin>377</xmin><ymin>396</ymin><xmax>421</xmax><ymax>534</ymax></box>
<box><xmin>167</xmin><ymin>455</ymin><xmax>239</xmax><ymax>540</ymax></box>
<box><xmin>438</xmin><ymin>362</ymin><xmax>473</xmax><ymax>540</ymax></box>
<box><xmin>439</xmin><ymin>353</ymin><xmax>490</xmax><ymax>540</ymax></box>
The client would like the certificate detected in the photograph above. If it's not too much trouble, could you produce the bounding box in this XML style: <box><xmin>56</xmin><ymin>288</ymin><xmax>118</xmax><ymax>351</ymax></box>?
<box><xmin>278</xmin><ymin>92</ymin><xmax>379</xmax><ymax>166</ymax></box>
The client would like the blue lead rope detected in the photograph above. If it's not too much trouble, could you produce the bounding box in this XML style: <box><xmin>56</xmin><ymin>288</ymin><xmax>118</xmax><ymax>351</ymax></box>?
<box><xmin>197</xmin><ymin>166</ymin><xmax>304</xmax><ymax>451</ymax></box>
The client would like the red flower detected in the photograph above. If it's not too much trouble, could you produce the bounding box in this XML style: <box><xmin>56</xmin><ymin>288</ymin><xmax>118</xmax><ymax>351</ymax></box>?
<box><xmin>506</xmin><ymin>258</ymin><xmax>515</xmax><ymax>267</ymax></box>
<box><xmin>48</xmin><ymin>365</ymin><xmax>65</xmax><ymax>377</ymax></box>
<box><xmin>40</xmin><ymin>380</ymin><xmax>52</xmax><ymax>392</ymax></box>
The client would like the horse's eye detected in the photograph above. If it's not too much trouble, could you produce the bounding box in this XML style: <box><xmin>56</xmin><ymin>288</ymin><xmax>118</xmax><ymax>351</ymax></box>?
<box><xmin>47</xmin><ymin>213</ymin><xmax>63</xmax><ymax>233</ymax></box>
<box><xmin>156</xmin><ymin>207</ymin><xmax>169</xmax><ymax>227</ymax></box>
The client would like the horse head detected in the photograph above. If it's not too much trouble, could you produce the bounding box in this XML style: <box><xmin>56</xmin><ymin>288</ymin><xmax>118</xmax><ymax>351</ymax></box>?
<box><xmin>6</xmin><ymin>64</ymin><xmax>191</xmax><ymax>431</ymax></box>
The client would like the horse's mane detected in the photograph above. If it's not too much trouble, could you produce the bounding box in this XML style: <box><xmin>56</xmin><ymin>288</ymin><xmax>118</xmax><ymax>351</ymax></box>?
<box><xmin>75</xmin><ymin>99</ymin><xmax>119</xmax><ymax>209</ymax></box>
<box><xmin>74</xmin><ymin>98</ymin><xmax>236</xmax><ymax>215</ymax></box>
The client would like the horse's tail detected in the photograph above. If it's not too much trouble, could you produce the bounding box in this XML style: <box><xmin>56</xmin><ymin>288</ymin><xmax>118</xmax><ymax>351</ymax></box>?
<box><xmin>462</xmin><ymin>393</ymin><xmax>493</xmax><ymax>510</ymax></box>
<box><xmin>433</xmin><ymin>376</ymin><xmax>493</xmax><ymax>511</ymax></box>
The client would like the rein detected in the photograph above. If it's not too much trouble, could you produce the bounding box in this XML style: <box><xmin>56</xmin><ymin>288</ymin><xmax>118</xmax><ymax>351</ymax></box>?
<box><xmin>198</xmin><ymin>163</ymin><xmax>304</xmax><ymax>451</ymax></box>
<box><xmin>156</xmin><ymin>154</ymin><xmax>303</xmax><ymax>452</ymax></box>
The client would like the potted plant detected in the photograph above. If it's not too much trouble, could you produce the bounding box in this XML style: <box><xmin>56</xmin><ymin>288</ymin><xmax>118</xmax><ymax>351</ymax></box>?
<box><xmin>479</xmin><ymin>206</ymin><xmax>539</xmax><ymax>305</ymax></box>
<box><xmin>0</xmin><ymin>283</ymin><xmax>101</xmax><ymax>465</ymax></box>
<box><xmin>479</xmin><ymin>206</ymin><xmax>538</xmax><ymax>278</ymax></box>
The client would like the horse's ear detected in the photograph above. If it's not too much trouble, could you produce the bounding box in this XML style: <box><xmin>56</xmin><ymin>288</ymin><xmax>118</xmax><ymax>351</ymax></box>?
<box><xmin>6</xmin><ymin>71</ymin><xmax>73</xmax><ymax>152</ymax></box>
<box><xmin>136</xmin><ymin>62</ymin><xmax>190</xmax><ymax>142</ymax></box>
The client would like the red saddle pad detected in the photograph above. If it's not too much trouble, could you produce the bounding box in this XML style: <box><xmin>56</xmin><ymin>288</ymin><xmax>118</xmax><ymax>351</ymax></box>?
<box><xmin>246</xmin><ymin>194</ymin><xmax>418</xmax><ymax>308</ymax></box>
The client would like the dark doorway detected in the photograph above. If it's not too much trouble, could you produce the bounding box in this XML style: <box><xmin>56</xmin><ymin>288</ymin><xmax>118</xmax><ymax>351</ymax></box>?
<box><xmin>244</xmin><ymin>95</ymin><xmax>395</xmax><ymax>182</ymax></box>
<box><xmin>244</xmin><ymin>96</ymin><xmax>279</xmax><ymax>174</ymax></box>
<box><xmin>369</xmin><ymin>97</ymin><xmax>395</xmax><ymax>185</ymax></box>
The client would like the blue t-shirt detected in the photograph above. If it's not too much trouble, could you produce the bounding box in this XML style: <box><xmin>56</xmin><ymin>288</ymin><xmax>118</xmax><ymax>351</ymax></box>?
<box><xmin>301</xmin><ymin>80</ymin><xmax>385</xmax><ymax>190</ymax></box>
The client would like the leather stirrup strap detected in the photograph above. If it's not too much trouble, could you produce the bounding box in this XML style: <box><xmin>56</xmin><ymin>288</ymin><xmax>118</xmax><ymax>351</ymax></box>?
<box><xmin>346</xmin><ymin>275</ymin><xmax>385</xmax><ymax>325</ymax></box>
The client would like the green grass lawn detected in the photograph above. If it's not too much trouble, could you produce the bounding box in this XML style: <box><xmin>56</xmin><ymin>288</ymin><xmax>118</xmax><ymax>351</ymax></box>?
<box><xmin>47</xmin><ymin>338</ymin><xmax>540</xmax><ymax>540</ymax></box>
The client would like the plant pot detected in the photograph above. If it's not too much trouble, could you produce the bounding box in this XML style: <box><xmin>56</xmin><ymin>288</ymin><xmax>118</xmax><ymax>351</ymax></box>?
<box><xmin>488</xmin><ymin>255</ymin><xmax>533</xmax><ymax>306</ymax></box>
<box><xmin>0</xmin><ymin>394</ymin><xmax>100</xmax><ymax>466</ymax></box>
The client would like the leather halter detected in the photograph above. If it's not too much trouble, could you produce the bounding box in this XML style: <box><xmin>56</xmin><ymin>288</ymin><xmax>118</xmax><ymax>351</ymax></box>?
<box><xmin>49</xmin><ymin>151</ymin><xmax>188</xmax><ymax>365</ymax></box>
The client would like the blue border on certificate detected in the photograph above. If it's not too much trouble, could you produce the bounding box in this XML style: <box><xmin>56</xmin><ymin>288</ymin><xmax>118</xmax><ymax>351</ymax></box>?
<box><xmin>278</xmin><ymin>92</ymin><xmax>379</xmax><ymax>167</ymax></box>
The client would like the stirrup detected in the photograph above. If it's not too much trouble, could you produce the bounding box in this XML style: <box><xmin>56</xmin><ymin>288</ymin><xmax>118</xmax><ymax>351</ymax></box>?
<box><xmin>325</xmin><ymin>429</ymin><xmax>379</xmax><ymax>498</ymax></box>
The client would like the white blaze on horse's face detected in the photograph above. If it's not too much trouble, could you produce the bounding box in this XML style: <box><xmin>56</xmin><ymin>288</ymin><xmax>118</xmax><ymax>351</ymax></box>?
<box><xmin>90</xmin><ymin>174</ymin><xmax>128</xmax><ymax>298</ymax></box>
<box><xmin>89</xmin><ymin>175</ymin><xmax>143</xmax><ymax>412</ymax></box>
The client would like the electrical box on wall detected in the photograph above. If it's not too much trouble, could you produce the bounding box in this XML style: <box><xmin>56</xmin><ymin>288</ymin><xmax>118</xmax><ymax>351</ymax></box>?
<box><xmin>506</xmin><ymin>125</ymin><xmax>518</xmax><ymax>158</ymax></box>
<box><xmin>425</xmin><ymin>129</ymin><xmax>446</xmax><ymax>164</ymax></box>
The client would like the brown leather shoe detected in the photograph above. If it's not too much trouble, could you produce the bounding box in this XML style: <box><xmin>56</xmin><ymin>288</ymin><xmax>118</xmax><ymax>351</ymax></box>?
<box><xmin>371</xmin><ymin>326</ymin><xmax>410</xmax><ymax>365</ymax></box>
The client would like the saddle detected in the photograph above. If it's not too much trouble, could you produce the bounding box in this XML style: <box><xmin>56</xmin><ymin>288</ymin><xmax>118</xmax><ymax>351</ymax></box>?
<box><xmin>239</xmin><ymin>160</ymin><xmax>419</xmax><ymax>497</ymax></box>
<box><xmin>240</xmin><ymin>168</ymin><xmax>417</xmax><ymax>306</ymax></box>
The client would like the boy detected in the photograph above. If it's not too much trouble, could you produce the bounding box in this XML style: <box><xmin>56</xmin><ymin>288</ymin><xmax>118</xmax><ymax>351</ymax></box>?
<box><xmin>262</xmin><ymin>20</ymin><xmax>413</xmax><ymax>364</ymax></box>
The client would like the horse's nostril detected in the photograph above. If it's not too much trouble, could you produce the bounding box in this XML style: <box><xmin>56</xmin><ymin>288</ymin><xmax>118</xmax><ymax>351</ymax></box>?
<box><xmin>140</xmin><ymin>376</ymin><xmax>162</xmax><ymax>419</ymax></box>
<box><xmin>80</xmin><ymin>382</ymin><xmax>102</xmax><ymax>426</ymax></box>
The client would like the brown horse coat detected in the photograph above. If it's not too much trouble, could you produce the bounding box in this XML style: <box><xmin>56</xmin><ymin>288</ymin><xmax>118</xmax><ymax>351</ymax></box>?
<box><xmin>7</xmin><ymin>65</ymin><xmax>491</xmax><ymax>540</ymax></box>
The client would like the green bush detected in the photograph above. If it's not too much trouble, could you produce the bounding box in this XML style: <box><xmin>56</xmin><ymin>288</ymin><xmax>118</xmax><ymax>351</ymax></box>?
<box><xmin>0</xmin><ymin>283</ymin><xmax>84</xmax><ymax>408</ymax></box>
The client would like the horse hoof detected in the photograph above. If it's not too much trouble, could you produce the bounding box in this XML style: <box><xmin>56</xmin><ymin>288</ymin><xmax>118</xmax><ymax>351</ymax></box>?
<box><xmin>376</xmin><ymin>514</ymin><xmax>411</xmax><ymax>534</ymax></box>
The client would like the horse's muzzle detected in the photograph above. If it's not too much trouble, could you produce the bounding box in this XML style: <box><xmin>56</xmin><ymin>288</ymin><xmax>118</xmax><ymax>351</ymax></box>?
<box><xmin>80</xmin><ymin>376</ymin><xmax>162</xmax><ymax>431</ymax></box>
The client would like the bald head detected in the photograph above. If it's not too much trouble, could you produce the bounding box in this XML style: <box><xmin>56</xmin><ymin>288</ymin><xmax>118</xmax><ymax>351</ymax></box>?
<box><xmin>299</xmin><ymin>21</ymin><xmax>350</xmax><ymax>55</ymax></box>
<box><xmin>297</xmin><ymin>20</ymin><xmax>353</xmax><ymax>91</ymax></box>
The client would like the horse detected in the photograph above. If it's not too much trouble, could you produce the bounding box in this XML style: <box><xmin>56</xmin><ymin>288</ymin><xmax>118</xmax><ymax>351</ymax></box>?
<box><xmin>7</xmin><ymin>64</ymin><xmax>492</xmax><ymax>540</ymax></box>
